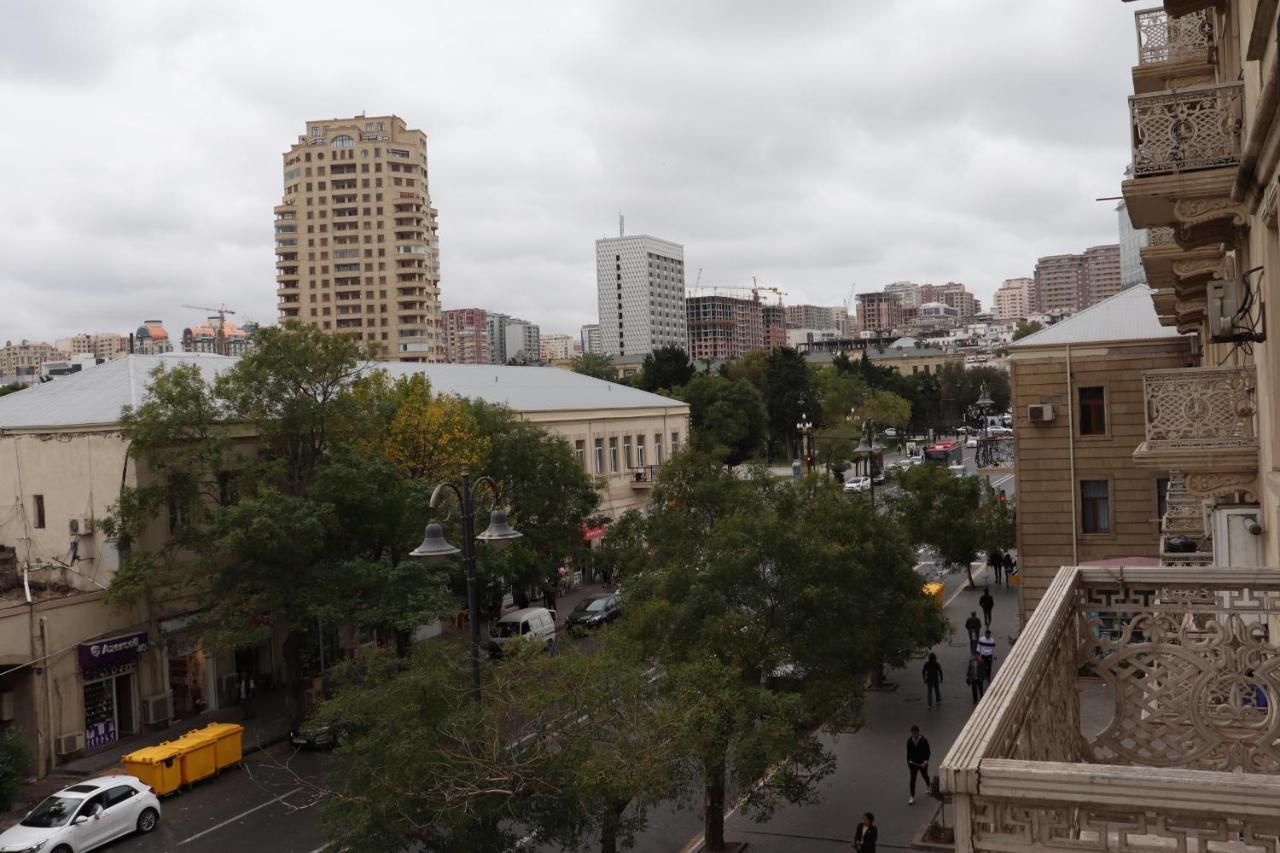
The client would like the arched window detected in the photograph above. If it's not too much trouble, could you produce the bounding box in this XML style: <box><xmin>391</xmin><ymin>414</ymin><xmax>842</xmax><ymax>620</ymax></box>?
<box><xmin>330</xmin><ymin>135</ymin><xmax>354</xmax><ymax>149</ymax></box>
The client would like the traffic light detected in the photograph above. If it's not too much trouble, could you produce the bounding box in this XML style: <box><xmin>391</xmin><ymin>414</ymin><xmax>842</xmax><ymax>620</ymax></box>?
<box><xmin>998</xmin><ymin>491</ymin><xmax>1007</xmax><ymax>503</ymax></box>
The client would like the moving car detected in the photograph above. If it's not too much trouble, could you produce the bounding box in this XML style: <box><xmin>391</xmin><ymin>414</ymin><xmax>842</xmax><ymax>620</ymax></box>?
<box><xmin>843</xmin><ymin>475</ymin><xmax>871</xmax><ymax>493</ymax></box>
<box><xmin>0</xmin><ymin>775</ymin><xmax>161</xmax><ymax>853</ymax></box>
<box><xmin>489</xmin><ymin>607</ymin><xmax>557</xmax><ymax>657</ymax></box>
<box><xmin>965</xmin><ymin>437</ymin><xmax>978</xmax><ymax>448</ymax></box>
<box><xmin>566</xmin><ymin>593</ymin><xmax>622</xmax><ymax>634</ymax></box>
<box><xmin>872</xmin><ymin>470</ymin><xmax>887</xmax><ymax>486</ymax></box>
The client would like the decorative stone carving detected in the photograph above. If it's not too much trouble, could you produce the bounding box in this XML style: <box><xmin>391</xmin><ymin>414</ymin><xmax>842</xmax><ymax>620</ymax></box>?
<box><xmin>1131</xmin><ymin>84</ymin><xmax>1244</xmax><ymax>176</ymax></box>
<box><xmin>1143</xmin><ymin>365</ymin><xmax>1256</xmax><ymax>449</ymax></box>
<box><xmin>1263</xmin><ymin>180</ymin><xmax>1279</xmax><ymax>230</ymax></box>
<box><xmin>1136</xmin><ymin>8</ymin><xmax>1214</xmax><ymax>65</ymax></box>
<box><xmin>1148</xmin><ymin>226</ymin><xmax>1177</xmax><ymax>246</ymax></box>
<box><xmin>1174</xmin><ymin>196</ymin><xmax>1247</xmax><ymax>227</ymax></box>
<box><xmin>1185</xmin><ymin>470</ymin><xmax>1258</xmax><ymax>498</ymax></box>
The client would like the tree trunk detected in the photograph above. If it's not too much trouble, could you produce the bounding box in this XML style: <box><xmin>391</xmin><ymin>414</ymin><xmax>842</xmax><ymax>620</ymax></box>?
<box><xmin>868</xmin><ymin>661</ymin><xmax>886</xmax><ymax>689</ymax></box>
<box><xmin>704</xmin><ymin>755</ymin><xmax>727</xmax><ymax>851</ymax></box>
<box><xmin>600</xmin><ymin>798</ymin><xmax>628</xmax><ymax>853</ymax></box>
<box><xmin>281</xmin><ymin>631</ymin><xmax>306</xmax><ymax>726</ymax></box>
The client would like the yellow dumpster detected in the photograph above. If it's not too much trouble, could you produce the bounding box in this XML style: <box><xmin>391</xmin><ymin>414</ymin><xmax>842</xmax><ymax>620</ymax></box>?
<box><xmin>122</xmin><ymin>742</ymin><xmax>184</xmax><ymax>796</ymax></box>
<box><xmin>197</xmin><ymin>722</ymin><xmax>244</xmax><ymax>770</ymax></box>
<box><xmin>169</xmin><ymin>728</ymin><xmax>218</xmax><ymax>786</ymax></box>
<box><xmin>922</xmin><ymin>582</ymin><xmax>945</xmax><ymax>609</ymax></box>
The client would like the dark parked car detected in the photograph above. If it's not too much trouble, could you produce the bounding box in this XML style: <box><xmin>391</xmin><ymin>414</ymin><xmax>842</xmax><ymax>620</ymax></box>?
<box><xmin>566</xmin><ymin>594</ymin><xmax>622</xmax><ymax>634</ymax></box>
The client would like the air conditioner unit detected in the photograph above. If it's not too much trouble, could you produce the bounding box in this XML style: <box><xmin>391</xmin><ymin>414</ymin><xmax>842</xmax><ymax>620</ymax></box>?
<box><xmin>1028</xmin><ymin>404</ymin><xmax>1055</xmax><ymax>423</ymax></box>
<box><xmin>55</xmin><ymin>732</ymin><xmax>84</xmax><ymax>756</ymax></box>
<box><xmin>0</xmin><ymin>693</ymin><xmax>13</xmax><ymax>722</ymax></box>
<box><xmin>1208</xmin><ymin>277</ymin><xmax>1245</xmax><ymax>342</ymax></box>
<box><xmin>139</xmin><ymin>694</ymin><xmax>173</xmax><ymax>726</ymax></box>
<box><xmin>68</xmin><ymin>517</ymin><xmax>94</xmax><ymax>535</ymax></box>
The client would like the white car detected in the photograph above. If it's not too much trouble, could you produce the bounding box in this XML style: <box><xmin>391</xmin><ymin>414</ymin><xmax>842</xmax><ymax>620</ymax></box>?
<box><xmin>0</xmin><ymin>775</ymin><xmax>161</xmax><ymax>853</ymax></box>
<box><xmin>488</xmin><ymin>606</ymin><xmax>557</xmax><ymax>656</ymax></box>
<box><xmin>965</xmin><ymin>437</ymin><xmax>978</xmax><ymax>448</ymax></box>
<box><xmin>843</xmin><ymin>475</ymin><xmax>871</xmax><ymax>493</ymax></box>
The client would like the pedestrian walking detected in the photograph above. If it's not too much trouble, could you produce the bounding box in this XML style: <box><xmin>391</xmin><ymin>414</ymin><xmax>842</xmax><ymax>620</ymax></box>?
<box><xmin>966</xmin><ymin>653</ymin><xmax>986</xmax><ymax>704</ymax></box>
<box><xmin>238</xmin><ymin>671</ymin><xmax>256</xmax><ymax>720</ymax></box>
<box><xmin>965</xmin><ymin>611</ymin><xmax>982</xmax><ymax>655</ymax></box>
<box><xmin>852</xmin><ymin>812</ymin><xmax>878</xmax><ymax>851</ymax></box>
<box><xmin>988</xmin><ymin>549</ymin><xmax>1004</xmax><ymax>586</ymax></box>
<box><xmin>922</xmin><ymin>652</ymin><xmax>943</xmax><ymax>707</ymax></box>
<box><xmin>980</xmin><ymin>586</ymin><xmax>995</xmax><ymax>628</ymax></box>
<box><xmin>1005</xmin><ymin>552</ymin><xmax>1017</xmax><ymax>583</ymax></box>
<box><xmin>906</xmin><ymin>725</ymin><xmax>931</xmax><ymax>805</ymax></box>
<box><xmin>977</xmin><ymin>629</ymin><xmax>997</xmax><ymax>683</ymax></box>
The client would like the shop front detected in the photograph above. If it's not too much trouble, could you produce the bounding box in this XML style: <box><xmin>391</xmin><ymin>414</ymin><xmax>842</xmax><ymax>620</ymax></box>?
<box><xmin>78</xmin><ymin>632</ymin><xmax>146</xmax><ymax>751</ymax></box>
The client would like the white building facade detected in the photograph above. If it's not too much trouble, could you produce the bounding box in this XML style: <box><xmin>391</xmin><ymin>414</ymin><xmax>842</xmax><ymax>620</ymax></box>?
<box><xmin>596</xmin><ymin>234</ymin><xmax>687</xmax><ymax>358</ymax></box>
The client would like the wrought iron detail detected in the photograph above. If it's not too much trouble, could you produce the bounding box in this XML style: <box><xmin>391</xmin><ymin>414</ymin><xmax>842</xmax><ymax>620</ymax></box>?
<box><xmin>1130</xmin><ymin>83</ymin><xmax>1244</xmax><ymax>176</ymax></box>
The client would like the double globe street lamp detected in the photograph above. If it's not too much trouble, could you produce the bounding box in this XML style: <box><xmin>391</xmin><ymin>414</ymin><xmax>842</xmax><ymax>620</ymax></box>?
<box><xmin>411</xmin><ymin>468</ymin><xmax>522</xmax><ymax>704</ymax></box>
<box><xmin>975</xmin><ymin>382</ymin><xmax>994</xmax><ymax>468</ymax></box>
<box><xmin>852</xmin><ymin>416</ymin><xmax>883</xmax><ymax>509</ymax></box>
<box><xmin>796</xmin><ymin>412</ymin><xmax>815</xmax><ymax>475</ymax></box>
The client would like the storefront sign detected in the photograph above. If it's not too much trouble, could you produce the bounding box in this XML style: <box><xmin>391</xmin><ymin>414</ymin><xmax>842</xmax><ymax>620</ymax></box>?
<box><xmin>78</xmin><ymin>632</ymin><xmax>148</xmax><ymax>669</ymax></box>
<box><xmin>85</xmin><ymin>720</ymin><xmax>117</xmax><ymax>750</ymax></box>
<box><xmin>82</xmin><ymin>660</ymin><xmax>137</xmax><ymax>684</ymax></box>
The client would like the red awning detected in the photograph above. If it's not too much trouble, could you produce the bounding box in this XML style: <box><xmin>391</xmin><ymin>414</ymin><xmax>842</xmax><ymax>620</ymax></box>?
<box><xmin>583</xmin><ymin>525</ymin><xmax>608</xmax><ymax>542</ymax></box>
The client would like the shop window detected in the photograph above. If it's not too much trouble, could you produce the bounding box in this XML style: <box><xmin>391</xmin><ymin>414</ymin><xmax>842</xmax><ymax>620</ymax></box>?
<box><xmin>1079</xmin><ymin>386</ymin><xmax>1106</xmax><ymax>435</ymax></box>
<box><xmin>1081</xmin><ymin>480</ymin><xmax>1111</xmax><ymax>534</ymax></box>
<box><xmin>32</xmin><ymin>494</ymin><xmax>45</xmax><ymax>528</ymax></box>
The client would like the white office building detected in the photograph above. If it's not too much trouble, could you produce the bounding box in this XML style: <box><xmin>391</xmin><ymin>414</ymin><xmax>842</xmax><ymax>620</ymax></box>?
<box><xmin>1117</xmin><ymin>199</ymin><xmax>1149</xmax><ymax>290</ymax></box>
<box><xmin>596</xmin><ymin>233</ymin><xmax>687</xmax><ymax>357</ymax></box>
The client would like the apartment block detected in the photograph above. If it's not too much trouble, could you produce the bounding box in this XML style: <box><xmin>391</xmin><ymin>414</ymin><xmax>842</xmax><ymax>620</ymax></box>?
<box><xmin>993</xmin><ymin>277</ymin><xmax>1036</xmax><ymax>320</ymax></box>
<box><xmin>1117</xmin><ymin>199</ymin><xmax>1149</xmax><ymax>290</ymax></box>
<box><xmin>441</xmin><ymin>308</ymin><xmax>489</xmax><ymax>364</ymax></box>
<box><xmin>1083</xmin><ymin>243</ymin><xmax>1124</xmax><ymax>305</ymax></box>
<box><xmin>0</xmin><ymin>339</ymin><xmax>67</xmax><ymax>383</ymax></box>
<box><xmin>785</xmin><ymin>304</ymin><xmax>843</xmax><ymax>331</ymax></box>
<box><xmin>275</xmin><ymin>115</ymin><xmax>442</xmax><ymax>361</ymax></box>
<box><xmin>762</xmin><ymin>304</ymin><xmax>788</xmax><ymax>349</ymax></box>
<box><xmin>54</xmin><ymin>333</ymin><xmax>129</xmax><ymax>361</ymax></box>
<box><xmin>580</xmin><ymin>324</ymin><xmax>602</xmax><ymax>355</ymax></box>
<box><xmin>540</xmin><ymin>334</ymin><xmax>578</xmax><ymax>362</ymax></box>
<box><xmin>595</xmin><ymin>232</ymin><xmax>686</xmax><ymax>357</ymax></box>
<box><xmin>686</xmin><ymin>294</ymin><xmax>764</xmax><ymax>361</ymax></box>
<box><xmin>884</xmin><ymin>281</ymin><xmax>922</xmax><ymax>309</ymax></box>
<box><xmin>503</xmin><ymin>318</ymin><xmax>540</xmax><ymax>364</ymax></box>
<box><xmin>855</xmin><ymin>292</ymin><xmax>903</xmax><ymax>334</ymax></box>
<box><xmin>181</xmin><ymin>322</ymin><xmax>251</xmax><ymax>356</ymax></box>
<box><xmin>1034</xmin><ymin>253</ymin><xmax>1085</xmax><ymax>315</ymax></box>
<box><xmin>920</xmin><ymin>282</ymin><xmax>980</xmax><ymax>320</ymax></box>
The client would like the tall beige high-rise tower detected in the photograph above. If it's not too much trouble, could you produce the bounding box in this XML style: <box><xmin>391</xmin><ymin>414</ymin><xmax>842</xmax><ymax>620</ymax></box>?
<box><xmin>276</xmin><ymin>115</ymin><xmax>442</xmax><ymax>361</ymax></box>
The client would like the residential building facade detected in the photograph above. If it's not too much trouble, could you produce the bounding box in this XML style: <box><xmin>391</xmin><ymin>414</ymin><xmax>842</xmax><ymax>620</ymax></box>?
<box><xmin>0</xmin><ymin>340</ymin><xmax>67</xmax><ymax>384</ymax></box>
<box><xmin>761</xmin><ymin>304</ymin><xmax>788</xmax><ymax>349</ymax></box>
<box><xmin>580</xmin><ymin>323</ymin><xmax>602</xmax><ymax>355</ymax></box>
<box><xmin>884</xmin><ymin>281</ymin><xmax>922</xmax><ymax>309</ymax></box>
<box><xmin>595</xmin><ymin>233</ymin><xmax>687</xmax><ymax>357</ymax></box>
<box><xmin>1117</xmin><ymin>198</ymin><xmax>1150</xmax><ymax>290</ymax></box>
<box><xmin>503</xmin><ymin>319</ymin><xmax>541</xmax><ymax>364</ymax></box>
<box><xmin>855</xmin><ymin>292</ymin><xmax>903</xmax><ymax>334</ymax></box>
<box><xmin>1083</xmin><ymin>243</ymin><xmax>1124</xmax><ymax>305</ymax></box>
<box><xmin>441</xmin><ymin>308</ymin><xmax>489</xmax><ymax>364</ymax></box>
<box><xmin>55</xmin><ymin>333</ymin><xmax>129</xmax><ymax>361</ymax></box>
<box><xmin>134</xmin><ymin>321</ymin><xmax>173</xmax><ymax>356</ymax></box>
<box><xmin>539</xmin><ymin>333</ymin><xmax>578</xmax><ymax>362</ymax></box>
<box><xmin>275</xmin><ymin>115</ymin><xmax>442</xmax><ymax>361</ymax></box>
<box><xmin>1034</xmin><ymin>253</ymin><xmax>1085</xmax><ymax>315</ymax></box>
<box><xmin>993</xmin><ymin>277</ymin><xmax>1036</xmax><ymax>320</ymax></box>
<box><xmin>865</xmin><ymin>345</ymin><xmax>962</xmax><ymax>376</ymax></box>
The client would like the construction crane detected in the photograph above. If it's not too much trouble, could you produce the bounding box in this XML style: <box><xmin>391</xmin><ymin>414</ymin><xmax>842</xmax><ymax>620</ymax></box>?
<box><xmin>750</xmin><ymin>276</ymin><xmax>786</xmax><ymax>305</ymax></box>
<box><xmin>181</xmin><ymin>304</ymin><xmax>238</xmax><ymax>355</ymax></box>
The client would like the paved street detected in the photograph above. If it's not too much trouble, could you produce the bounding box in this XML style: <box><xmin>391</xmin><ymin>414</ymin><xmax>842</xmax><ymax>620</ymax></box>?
<box><xmin>100</xmin><ymin>743</ymin><xmax>325</xmax><ymax>853</ymax></box>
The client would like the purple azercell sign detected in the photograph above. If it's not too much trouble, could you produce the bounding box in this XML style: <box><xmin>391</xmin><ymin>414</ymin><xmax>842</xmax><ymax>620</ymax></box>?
<box><xmin>78</xmin><ymin>632</ymin><xmax>147</xmax><ymax>669</ymax></box>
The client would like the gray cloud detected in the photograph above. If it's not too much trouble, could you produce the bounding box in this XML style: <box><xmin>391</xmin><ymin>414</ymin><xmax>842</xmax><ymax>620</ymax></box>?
<box><xmin>0</xmin><ymin>0</ymin><xmax>1140</xmax><ymax>343</ymax></box>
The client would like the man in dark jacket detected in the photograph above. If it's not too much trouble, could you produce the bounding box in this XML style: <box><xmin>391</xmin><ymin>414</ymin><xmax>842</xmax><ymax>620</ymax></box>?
<box><xmin>922</xmin><ymin>652</ymin><xmax>943</xmax><ymax>707</ymax></box>
<box><xmin>964</xmin><ymin>611</ymin><xmax>982</xmax><ymax>654</ymax></box>
<box><xmin>906</xmin><ymin>725</ymin><xmax>931</xmax><ymax>804</ymax></box>
<box><xmin>967</xmin><ymin>653</ymin><xmax>987</xmax><ymax>704</ymax></box>
<box><xmin>979</xmin><ymin>586</ymin><xmax>995</xmax><ymax>628</ymax></box>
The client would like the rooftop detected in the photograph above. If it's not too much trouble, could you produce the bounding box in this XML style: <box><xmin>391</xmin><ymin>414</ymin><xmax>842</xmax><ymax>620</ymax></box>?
<box><xmin>0</xmin><ymin>353</ymin><xmax>687</xmax><ymax>431</ymax></box>
<box><xmin>1008</xmin><ymin>285</ymin><xmax>1184</xmax><ymax>348</ymax></box>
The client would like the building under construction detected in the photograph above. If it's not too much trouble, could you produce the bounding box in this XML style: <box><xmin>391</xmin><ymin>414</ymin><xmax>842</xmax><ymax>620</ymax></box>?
<box><xmin>685</xmin><ymin>286</ymin><xmax>786</xmax><ymax>361</ymax></box>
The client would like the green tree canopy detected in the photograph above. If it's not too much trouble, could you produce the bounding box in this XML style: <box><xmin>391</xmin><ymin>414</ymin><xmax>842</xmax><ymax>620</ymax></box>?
<box><xmin>639</xmin><ymin>345</ymin><xmax>695</xmax><ymax>393</ymax></box>
<box><xmin>683</xmin><ymin>373</ymin><xmax>768</xmax><ymax>466</ymax></box>
<box><xmin>891</xmin><ymin>462</ymin><xmax>985</xmax><ymax>585</ymax></box>
<box><xmin>1013</xmin><ymin>320</ymin><xmax>1044</xmax><ymax>340</ymax></box>
<box><xmin>763</xmin><ymin>347</ymin><xmax>819</xmax><ymax>459</ymax></box>
<box><xmin>570</xmin><ymin>351</ymin><xmax>617</xmax><ymax>381</ymax></box>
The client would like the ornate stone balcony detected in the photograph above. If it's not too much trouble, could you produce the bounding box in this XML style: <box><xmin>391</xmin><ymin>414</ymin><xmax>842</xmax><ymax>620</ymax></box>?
<box><xmin>941</xmin><ymin>565</ymin><xmax>1280</xmax><ymax>853</ymax></box>
<box><xmin>1133</xmin><ymin>8</ymin><xmax>1216</xmax><ymax>94</ymax></box>
<box><xmin>1134</xmin><ymin>365</ymin><xmax>1258</xmax><ymax>497</ymax></box>
<box><xmin>1130</xmin><ymin>83</ymin><xmax>1243</xmax><ymax>177</ymax></box>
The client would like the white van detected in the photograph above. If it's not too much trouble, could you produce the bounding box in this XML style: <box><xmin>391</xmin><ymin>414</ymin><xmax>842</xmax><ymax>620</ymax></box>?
<box><xmin>488</xmin><ymin>607</ymin><xmax>557</xmax><ymax>656</ymax></box>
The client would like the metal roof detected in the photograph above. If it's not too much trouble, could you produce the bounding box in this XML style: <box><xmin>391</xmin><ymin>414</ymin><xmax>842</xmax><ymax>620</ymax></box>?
<box><xmin>1008</xmin><ymin>286</ymin><xmax>1185</xmax><ymax>348</ymax></box>
<box><xmin>0</xmin><ymin>353</ymin><xmax>686</xmax><ymax>431</ymax></box>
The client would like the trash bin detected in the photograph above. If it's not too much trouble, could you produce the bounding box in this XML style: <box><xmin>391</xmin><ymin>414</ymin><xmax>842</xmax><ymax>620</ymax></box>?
<box><xmin>169</xmin><ymin>728</ymin><xmax>218</xmax><ymax>786</ymax></box>
<box><xmin>197</xmin><ymin>722</ymin><xmax>244</xmax><ymax>770</ymax></box>
<box><xmin>122</xmin><ymin>742</ymin><xmax>184</xmax><ymax>796</ymax></box>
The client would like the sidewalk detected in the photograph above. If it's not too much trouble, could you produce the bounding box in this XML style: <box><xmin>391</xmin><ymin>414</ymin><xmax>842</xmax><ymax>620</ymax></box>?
<box><xmin>714</xmin><ymin>563</ymin><xmax>1020</xmax><ymax>851</ymax></box>
<box><xmin>5</xmin><ymin>692</ymin><xmax>292</xmax><ymax>824</ymax></box>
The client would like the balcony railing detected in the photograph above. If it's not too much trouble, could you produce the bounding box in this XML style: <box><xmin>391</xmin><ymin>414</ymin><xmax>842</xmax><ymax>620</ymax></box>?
<box><xmin>1130</xmin><ymin>83</ymin><xmax>1244</xmax><ymax>176</ymax></box>
<box><xmin>942</xmin><ymin>565</ymin><xmax>1280</xmax><ymax>852</ymax></box>
<box><xmin>1135</xmin><ymin>8</ymin><xmax>1213</xmax><ymax>65</ymax></box>
<box><xmin>1143</xmin><ymin>364</ymin><xmax>1256</xmax><ymax>450</ymax></box>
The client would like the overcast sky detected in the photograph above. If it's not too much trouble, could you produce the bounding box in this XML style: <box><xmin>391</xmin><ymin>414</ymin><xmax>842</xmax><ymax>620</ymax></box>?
<box><xmin>1</xmin><ymin>0</ymin><xmax>1140</xmax><ymax>343</ymax></box>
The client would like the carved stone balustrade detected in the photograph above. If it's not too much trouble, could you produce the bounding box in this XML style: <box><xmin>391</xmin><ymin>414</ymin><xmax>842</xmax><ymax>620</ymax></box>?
<box><xmin>1136</xmin><ymin>8</ymin><xmax>1214</xmax><ymax>65</ymax></box>
<box><xmin>1130</xmin><ymin>83</ymin><xmax>1243</xmax><ymax>177</ymax></box>
<box><xmin>1133</xmin><ymin>365</ymin><xmax>1258</xmax><ymax>497</ymax></box>
<box><xmin>942</xmin><ymin>566</ymin><xmax>1280</xmax><ymax>853</ymax></box>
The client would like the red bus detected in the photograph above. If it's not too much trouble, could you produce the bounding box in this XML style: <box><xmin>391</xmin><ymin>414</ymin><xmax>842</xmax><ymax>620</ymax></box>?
<box><xmin>923</xmin><ymin>438</ymin><xmax>963</xmax><ymax>466</ymax></box>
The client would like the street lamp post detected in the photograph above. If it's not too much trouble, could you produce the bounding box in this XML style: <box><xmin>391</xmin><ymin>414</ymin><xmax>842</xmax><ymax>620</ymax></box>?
<box><xmin>796</xmin><ymin>412</ymin><xmax>814</xmax><ymax>475</ymax></box>
<box><xmin>853</xmin><ymin>417</ymin><xmax>882</xmax><ymax>510</ymax></box>
<box><xmin>976</xmin><ymin>382</ymin><xmax>994</xmax><ymax>468</ymax></box>
<box><xmin>411</xmin><ymin>467</ymin><xmax>522</xmax><ymax>704</ymax></box>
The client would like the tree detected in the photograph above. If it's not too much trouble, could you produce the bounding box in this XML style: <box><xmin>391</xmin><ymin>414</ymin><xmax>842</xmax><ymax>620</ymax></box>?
<box><xmin>639</xmin><ymin>345</ymin><xmax>695</xmax><ymax>393</ymax></box>
<box><xmin>1012</xmin><ymin>320</ymin><xmax>1044</xmax><ymax>341</ymax></box>
<box><xmin>763</xmin><ymin>347</ymin><xmax>818</xmax><ymax>461</ymax></box>
<box><xmin>570</xmin><ymin>352</ymin><xmax>617</xmax><ymax>381</ymax></box>
<box><xmin>621</xmin><ymin>454</ymin><xmax>944</xmax><ymax>850</ymax></box>
<box><xmin>682</xmin><ymin>374</ymin><xmax>768</xmax><ymax>466</ymax></box>
<box><xmin>382</xmin><ymin>377</ymin><xmax>490</xmax><ymax>479</ymax></box>
<box><xmin>719</xmin><ymin>349</ymin><xmax>769</xmax><ymax>396</ymax></box>
<box><xmin>0</xmin><ymin>727</ymin><xmax>33</xmax><ymax>811</ymax></box>
<box><xmin>938</xmin><ymin>363</ymin><xmax>1012</xmax><ymax>426</ymax></box>
<box><xmin>0</xmin><ymin>383</ymin><xmax>24</xmax><ymax>398</ymax></box>
<box><xmin>891</xmin><ymin>463</ymin><xmax>985</xmax><ymax>587</ymax></box>
<box><xmin>977</xmin><ymin>480</ymin><xmax>1015</xmax><ymax>557</ymax></box>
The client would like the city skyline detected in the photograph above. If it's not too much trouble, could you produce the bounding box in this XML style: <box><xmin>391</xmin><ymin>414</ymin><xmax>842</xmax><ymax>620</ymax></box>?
<box><xmin>2</xmin><ymin>1</ymin><xmax>1140</xmax><ymax>345</ymax></box>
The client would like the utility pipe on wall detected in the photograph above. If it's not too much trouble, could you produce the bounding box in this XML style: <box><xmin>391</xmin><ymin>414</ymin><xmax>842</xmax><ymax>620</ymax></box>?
<box><xmin>1067</xmin><ymin>344</ymin><xmax>1078</xmax><ymax>566</ymax></box>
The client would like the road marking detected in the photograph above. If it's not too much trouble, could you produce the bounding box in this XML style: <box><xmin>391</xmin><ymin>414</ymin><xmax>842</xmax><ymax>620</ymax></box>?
<box><xmin>989</xmin><ymin>473</ymin><xmax>1015</xmax><ymax>490</ymax></box>
<box><xmin>177</xmin><ymin>786</ymin><xmax>303</xmax><ymax>846</ymax></box>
